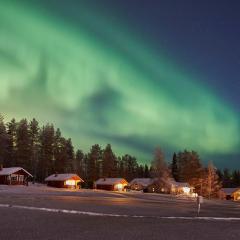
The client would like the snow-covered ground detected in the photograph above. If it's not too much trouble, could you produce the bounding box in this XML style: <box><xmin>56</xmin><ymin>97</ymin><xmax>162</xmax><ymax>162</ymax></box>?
<box><xmin>0</xmin><ymin>183</ymin><xmax>197</xmax><ymax>201</ymax></box>
<box><xmin>0</xmin><ymin>184</ymin><xmax>240</xmax><ymax>240</ymax></box>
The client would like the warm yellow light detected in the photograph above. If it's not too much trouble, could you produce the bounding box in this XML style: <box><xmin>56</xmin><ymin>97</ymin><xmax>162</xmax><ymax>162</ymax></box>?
<box><xmin>65</xmin><ymin>180</ymin><xmax>76</xmax><ymax>186</ymax></box>
<box><xmin>182</xmin><ymin>187</ymin><xmax>190</xmax><ymax>194</ymax></box>
<box><xmin>116</xmin><ymin>183</ymin><xmax>123</xmax><ymax>190</ymax></box>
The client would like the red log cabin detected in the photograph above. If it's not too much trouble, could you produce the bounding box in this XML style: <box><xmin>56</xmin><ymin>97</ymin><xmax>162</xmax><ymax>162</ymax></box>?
<box><xmin>94</xmin><ymin>178</ymin><xmax>128</xmax><ymax>191</ymax></box>
<box><xmin>0</xmin><ymin>166</ymin><xmax>33</xmax><ymax>185</ymax></box>
<box><xmin>45</xmin><ymin>173</ymin><xmax>84</xmax><ymax>189</ymax></box>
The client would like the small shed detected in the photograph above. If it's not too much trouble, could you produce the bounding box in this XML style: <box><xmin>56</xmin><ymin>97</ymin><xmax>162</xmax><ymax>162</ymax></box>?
<box><xmin>0</xmin><ymin>167</ymin><xmax>33</xmax><ymax>185</ymax></box>
<box><xmin>95</xmin><ymin>178</ymin><xmax>128</xmax><ymax>191</ymax></box>
<box><xmin>45</xmin><ymin>174</ymin><xmax>84</xmax><ymax>189</ymax></box>
<box><xmin>129</xmin><ymin>178</ymin><xmax>154</xmax><ymax>191</ymax></box>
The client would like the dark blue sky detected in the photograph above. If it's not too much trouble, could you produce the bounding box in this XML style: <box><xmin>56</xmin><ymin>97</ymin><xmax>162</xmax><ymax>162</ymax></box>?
<box><xmin>47</xmin><ymin>0</ymin><xmax>240</xmax><ymax>109</ymax></box>
<box><xmin>106</xmin><ymin>0</ymin><xmax>240</xmax><ymax>109</ymax></box>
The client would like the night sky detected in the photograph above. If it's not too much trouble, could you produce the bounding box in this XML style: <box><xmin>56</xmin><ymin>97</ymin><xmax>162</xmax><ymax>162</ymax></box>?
<box><xmin>0</xmin><ymin>0</ymin><xmax>239</xmax><ymax>168</ymax></box>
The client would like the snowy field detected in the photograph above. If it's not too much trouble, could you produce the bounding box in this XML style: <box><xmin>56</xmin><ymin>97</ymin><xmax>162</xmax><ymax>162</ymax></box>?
<box><xmin>0</xmin><ymin>185</ymin><xmax>240</xmax><ymax>239</ymax></box>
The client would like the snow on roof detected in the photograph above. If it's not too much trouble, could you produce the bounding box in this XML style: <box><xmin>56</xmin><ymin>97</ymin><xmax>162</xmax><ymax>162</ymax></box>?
<box><xmin>129</xmin><ymin>178</ymin><xmax>154</xmax><ymax>187</ymax></box>
<box><xmin>95</xmin><ymin>178</ymin><xmax>128</xmax><ymax>185</ymax></box>
<box><xmin>157</xmin><ymin>177</ymin><xmax>190</xmax><ymax>188</ymax></box>
<box><xmin>0</xmin><ymin>167</ymin><xmax>33</xmax><ymax>177</ymax></box>
<box><xmin>45</xmin><ymin>174</ymin><xmax>83</xmax><ymax>182</ymax></box>
<box><xmin>222</xmin><ymin>188</ymin><xmax>240</xmax><ymax>195</ymax></box>
<box><xmin>168</xmin><ymin>178</ymin><xmax>190</xmax><ymax>188</ymax></box>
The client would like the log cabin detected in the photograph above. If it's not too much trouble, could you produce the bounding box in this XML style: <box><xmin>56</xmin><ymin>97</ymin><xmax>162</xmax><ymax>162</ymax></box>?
<box><xmin>94</xmin><ymin>178</ymin><xmax>128</xmax><ymax>191</ymax></box>
<box><xmin>45</xmin><ymin>173</ymin><xmax>84</xmax><ymax>189</ymax></box>
<box><xmin>129</xmin><ymin>178</ymin><xmax>154</xmax><ymax>191</ymax></box>
<box><xmin>221</xmin><ymin>188</ymin><xmax>240</xmax><ymax>200</ymax></box>
<box><xmin>0</xmin><ymin>166</ymin><xmax>33</xmax><ymax>185</ymax></box>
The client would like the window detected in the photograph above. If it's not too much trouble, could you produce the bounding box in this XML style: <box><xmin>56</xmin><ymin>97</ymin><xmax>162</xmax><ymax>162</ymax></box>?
<box><xmin>11</xmin><ymin>174</ymin><xmax>18</xmax><ymax>181</ymax></box>
<box><xmin>19</xmin><ymin>175</ymin><xmax>24</xmax><ymax>182</ymax></box>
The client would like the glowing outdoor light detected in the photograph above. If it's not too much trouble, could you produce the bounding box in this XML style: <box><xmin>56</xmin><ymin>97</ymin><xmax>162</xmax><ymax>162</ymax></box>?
<box><xmin>65</xmin><ymin>180</ymin><xmax>76</xmax><ymax>186</ymax></box>
<box><xmin>182</xmin><ymin>187</ymin><xmax>190</xmax><ymax>194</ymax></box>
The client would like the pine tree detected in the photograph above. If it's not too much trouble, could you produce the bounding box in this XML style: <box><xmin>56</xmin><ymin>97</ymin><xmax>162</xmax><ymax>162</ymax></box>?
<box><xmin>75</xmin><ymin>149</ymin><xmax>84</xmax><ymax>177</ymax></box>
<box><xmin>102</xmin><ymin>144</ymin><xmax>117</xmax><ymax>178</ymax></box>
<box><xmin>16</xmin><ymin>119</ymin><xmax>31</xmax><ymax>171</ymax></box>
<box><xmin>29</xmin><ymin>118</ymin><xmax>40</xmax><ymax>180</ymax></box>
<box><xmin>137</xmin><ymin>165</ymin><xmax>144</xmax><ymax>178</ymax></box>
<box><xmin>6</xmin><ymin>118</ymin><xmax>17</xmax><ymax>166</ymax></box>
<box><xmin>53</xmin><ymin>128</ymin><xmax>63</xmax><ymax>173</ymax></box>
<box><xmin>177</xmin><ymin>150</ymin><xmax>202</xmax><ymax>184</ymax></box>
<box><xmin>122</xmin><ymin>154</ymin><xmax>138</xmax><ymax>181</ymax></box>
<box><xmin>38</xmin><ymin>124</ymin><xmax>55</xmax><ymax>181</ymax></box>
<box><xmin>232</xmin><ymin>170</ymin><xmax>240</xmax><ymax>187</ymax></box>
<box><xmin>171</xmin><ymin>152</ymin><xmax>179</xmax><ymax>181</ymax></box>
<box><xmin>144</xmin><ymin>164</ymin><xmax>150</xmax><ymax>178</ymax></box>
<box><xmin>86</xmin><ymin>144</ymin><xmax>102</xmax><ymax>187</ymax></box>
<box><xmin>117</xmin><ymin>157</ymin><xmax>124</xmax><ymax>178</ymax></box>
<box><xmin>0</xmin><ymin>114</ymin><xmax>10</xmax><ymax>166</ymax></box>
<box><xmin>65</xmin><ymin>138</ymin><xmax>74</xmax><ymax>172</ymax></box>
<box><xmin>222</xmin><ymin>168</ymin><xmax>232</xmax><ymax>187</ymax></box>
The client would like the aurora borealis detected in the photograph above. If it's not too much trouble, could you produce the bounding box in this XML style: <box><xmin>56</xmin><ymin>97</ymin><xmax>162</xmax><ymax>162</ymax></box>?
<box><xmin>0</xmin><ymin>0</ymin><xmax>239</xmax><ymax>167</ymax></box>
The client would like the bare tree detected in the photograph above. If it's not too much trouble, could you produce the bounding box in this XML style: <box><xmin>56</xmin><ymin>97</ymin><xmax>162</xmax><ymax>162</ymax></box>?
<box><xmin>205</xmin><ymin>161</ymin><xmax>221</xmax><ymax>199</ymax></box>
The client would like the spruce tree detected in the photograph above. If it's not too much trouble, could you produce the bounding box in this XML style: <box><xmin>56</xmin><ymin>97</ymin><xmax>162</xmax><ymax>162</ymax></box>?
<box><xmin>29</xmin><ymin>118</ymin><xmax>40</xmax><ymax>180</ymax></box>
<box><xmin>122</xmin><ymin>154</ymin><xmax>138</xmax><ymax>181</ymax></box>
<box><xmin>65</xmin><ymin>138</ymin><xmax>74</xmax><ymax>172</ymax></box>
<box><xmin>232</xmin><ymin>170</ymin><xmax>240</xmax><ymax>187</ymax></box>
<box><xmin>6</xmin><ymin>118</ymin><xmax>17</xmax><ymax>166</ymax></box>
<box><xmin>75</xmin><ymin>149</ymin><xmax>84</xmax><ymax>177</ymax></box>
<box><xmin>86</xmin><ymin>144</ymin><xmax>101</xmax><ymax>187</ymax></box>
<box><xmin>0</xmin><ymin>114</ymin><xmax>10</xmax><ymax>166</ymax></box>
<box><xmin>171</xmin><ymin>152</ymin><xmax>179</xmax><ymax>181</ymax></box>
<box><xmin>53</xmin><ymin>128</ymin><xmax>63</xmax><ymax>173</ymax></box>
<box><xmin>177</xmin><ymin>150</ymin><xmax>202</xmax><ymax>184</ymax></box>
<box><xmin>38</xmin><ymin>124</ymin><xmax>55</xmax><ymax>181</ymax></box>
<box><xmin>222</xmin><ymin>168</ymin><xmax>232</xmax><ymax>187</ymax></box>
<box><xmin>16</xmin><ymin>119</ymin><xmax>31</xmax><ymax>171</ymax></box>
<box><xmin>144</xmin><ymin>164</ymin><xmax>150</xmax><ymax>178</ymax></box>
<box><xmin>137</xmin><ymin>165</ymin><xmax>144</xmax><ymax>178</ymax></box>
<box><xmin>102</xmin><ymin>144</ymin><xmax>117</xmax><ymax>178</ymax></box>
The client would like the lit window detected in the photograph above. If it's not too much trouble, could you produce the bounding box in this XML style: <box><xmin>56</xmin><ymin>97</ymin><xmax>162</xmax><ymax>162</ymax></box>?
<box><xmin>65</xmin><ymin>180</ymin><xmax>75</xmax><ymax>186</ymax></box>
<box><xmin>116</xmin><ymin>183</ymin><xmax>123</xmax><ymax>190</ymax></box>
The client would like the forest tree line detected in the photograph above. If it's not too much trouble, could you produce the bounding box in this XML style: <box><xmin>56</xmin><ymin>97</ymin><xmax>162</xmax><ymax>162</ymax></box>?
<box><xmin>0</xmin><ymin>115</ymin><xmax>150</xmax><ymax>187</ymax></box>
<box><xmin>0</xmin><ymin>115</ymin><xmax>239</xmax><ymax>194</ymax></box>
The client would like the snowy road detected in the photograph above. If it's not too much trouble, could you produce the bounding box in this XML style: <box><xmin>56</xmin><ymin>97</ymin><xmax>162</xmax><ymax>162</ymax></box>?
<box><xmin>0</xmin><ymin>185</ymin><xmax>240</xmax><ymax>239</ymax></box>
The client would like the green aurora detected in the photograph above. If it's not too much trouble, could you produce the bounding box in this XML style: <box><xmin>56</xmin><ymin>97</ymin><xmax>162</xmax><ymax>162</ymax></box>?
<box><xmin>0</xmin><ymin>1</ymin><xmax>239</xmax><ymax>164</ymax></box>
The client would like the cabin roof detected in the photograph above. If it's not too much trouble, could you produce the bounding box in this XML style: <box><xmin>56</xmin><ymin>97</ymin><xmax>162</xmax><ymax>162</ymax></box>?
<box><xmin>129</xmin><ymin>178</ymin><xmax>154</xmax><ymax>187</ymax></box>
<box><xmin>154</xmin><ymin>177</ymin><xmax>191</xmax><ymax>188</ymax></box>
<box><xmin>171</xmin><ymin>181</ymin><xmax>190</xmax><ymax>188</ymax></box>
<box><xmin>0</xmin><ymin>167</ymin><xmax>33</xmax><ymax>177</ymax></box>
<box><xmin>45</xmin><ymin>174</ymin><xmax>83</xmax><ymax>182</ymax></box>
<box><xmin>222</xmin><ymin>188</ymin><xmax>240</xmax><ymax>195</ymax></box>
<box><xmin>95</xmin><ymin>178</ymin><xmax>128</xmax><ymax>185</ymax></box>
